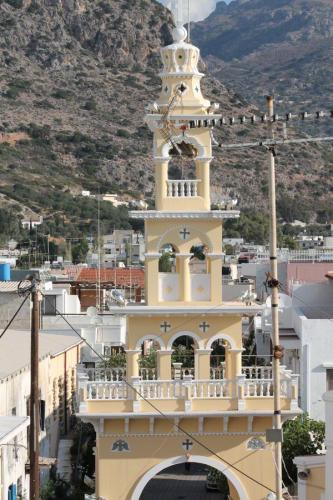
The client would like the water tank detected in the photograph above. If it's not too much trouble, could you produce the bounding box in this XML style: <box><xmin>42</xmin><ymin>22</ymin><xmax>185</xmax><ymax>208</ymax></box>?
<box><xmin>0</xmin><ymin>263</ymin><xmax>11</xmax><ymax>281</ymax></box>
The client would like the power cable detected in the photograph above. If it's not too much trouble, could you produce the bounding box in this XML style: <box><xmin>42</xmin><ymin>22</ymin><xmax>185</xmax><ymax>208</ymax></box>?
<box><xmin>46</xmin><ymin>294</ymin><xmax>275</xmax><ymax>493</ymax></box>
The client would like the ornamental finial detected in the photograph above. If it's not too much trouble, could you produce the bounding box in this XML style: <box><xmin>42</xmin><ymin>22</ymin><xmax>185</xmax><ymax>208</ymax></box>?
<box><xmin>171</xmin><ymin>0</ymin><xmax>187</xmax><ymax>43</ymax></box>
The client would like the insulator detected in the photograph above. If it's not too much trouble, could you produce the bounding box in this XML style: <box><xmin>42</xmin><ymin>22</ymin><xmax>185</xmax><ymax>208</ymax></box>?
<box><xmin>261</xmin><ymin>114</ymin><xmax>267</xmax><ymax>123</ymax></box>
<box><xmin>286</xmin><ymin>113</ymin><xmax>292</xmax><ymax>121</ymax></box>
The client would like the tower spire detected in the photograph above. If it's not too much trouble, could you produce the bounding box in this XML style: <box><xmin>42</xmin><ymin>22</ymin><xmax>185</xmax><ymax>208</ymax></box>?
<box><xmin>171</xmin><ymin>0</ymin><xmax>184</xmax><ymax>27</ymax></box>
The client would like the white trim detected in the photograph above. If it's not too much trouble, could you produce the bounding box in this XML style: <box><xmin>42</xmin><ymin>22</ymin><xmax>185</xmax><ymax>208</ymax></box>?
<box><xmin>107</xmin><ymin>304</ymin><xmax>263</xmax><ymax>316</ymax></box>
<box><xmin>206</xmin><ymin>333</ymin><xmax>237</xmax><ymax>350</ymax></box>
<box><xmin>135</xmin><ymin>335</ymin><xmax>166</xmax><ymax>351</ymax></box>
<box><xmin>166</xmin><ymin>330</ymin><xmax>204</xmax><ymax>350</ymax></box>
<box><xmin>131</xmin><ymin>455</ymin><xmax>248</xmax><ymax>500</ymax></box>
<box><xmin>129</xmin><ymin>210</ymin><xmax>240</xmax><ymax>220</ymax></box>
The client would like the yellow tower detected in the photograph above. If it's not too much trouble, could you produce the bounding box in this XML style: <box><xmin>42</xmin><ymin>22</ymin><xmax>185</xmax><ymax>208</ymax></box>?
<box><xmin>77</xmin><ymin>9</ymin><xmax>300</xmax><ymax>500</ymax></box>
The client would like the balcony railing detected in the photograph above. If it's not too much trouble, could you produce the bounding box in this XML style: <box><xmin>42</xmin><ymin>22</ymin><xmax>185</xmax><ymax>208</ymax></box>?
<box><xmin>166</xmin><ymin>180</ymin><xmax>200</xmax><ymax>198</ymax></box>
<box><xmin>84</xmin><ymin>377</ymin><xmax>293</xmax><ymax>401</ymax></box>
<box><xmin>85</xmin><ymin>365</ymin><xmax>273</xmax><ymax>382</ymax></box>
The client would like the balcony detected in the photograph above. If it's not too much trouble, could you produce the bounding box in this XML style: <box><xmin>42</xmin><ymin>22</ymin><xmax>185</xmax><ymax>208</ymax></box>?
<box><xmin>166</xmin><ymin>180</ymin><xmax>200</xmax><ymax>198</ymax></box>
<box><xmin>77</xmin><ymin>366</ymin><xmax>299</xmax><ymax>415</ymax></box>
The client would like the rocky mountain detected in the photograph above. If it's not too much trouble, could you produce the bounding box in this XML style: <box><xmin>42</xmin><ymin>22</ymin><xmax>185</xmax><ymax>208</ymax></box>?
<box><xmin>0</xmin><ymin>0</ymin><xmax>332</xmax><ymax>238</ymax></box>
<box><xmin>192</xmin><ymin>0</ymin><xmax>333</xmax><ymax>111</ymax></box>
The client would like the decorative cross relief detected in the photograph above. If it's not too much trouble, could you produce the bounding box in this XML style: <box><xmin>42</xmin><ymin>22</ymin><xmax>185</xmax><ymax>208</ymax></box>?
<box><xmin>179</xmin><ymin>227</ymin><xmax>190</xmax><ymax>240</ymax></box>
<box><xmin>199</xmin><ymin>321</ymin><xmax>210</xmax><ymax>333</ymax></box>
<box><xmin>111</xmin><ymin>439</ymin><xmax>130</xmax><ymax>452</ymax></box>
<box><xmin>160</xmin><ymin>321</ymin><xmax>171</xmax><ymax>333</ymax></box>
<box><xmin>182</xmin><ymin>438</ymin><xmax>193</xmax><ymax>451</ymax></box>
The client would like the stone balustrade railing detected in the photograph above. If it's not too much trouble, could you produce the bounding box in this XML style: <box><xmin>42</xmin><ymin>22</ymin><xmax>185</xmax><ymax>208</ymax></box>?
<box><xmin>83</xmin><ymin>377</ymin><xmax>295</xmax><ymax>402</ymax></box>
<box><xmin>166</xmin><ymin>179</ymin><xmax>200</xmax><ymax>198</ymax></box>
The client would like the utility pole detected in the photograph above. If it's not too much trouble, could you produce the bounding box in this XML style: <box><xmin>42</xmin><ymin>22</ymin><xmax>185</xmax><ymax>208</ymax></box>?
<box><xmin>30</xmin><ymin>279</ymin><xmax>40</xmax><ymax>500</ymax></box>
<box><xmin>267</xmin><ymin>95</ymin><xmax>283</xmax><ymax>500</ymax></box>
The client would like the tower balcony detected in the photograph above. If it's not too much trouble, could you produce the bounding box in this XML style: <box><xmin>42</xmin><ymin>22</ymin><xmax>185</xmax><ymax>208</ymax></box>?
<box><xmin>77</xmin><ymin>366</ymin><xmax>299</xmax><ymax>416</ymax></box>
<box><xmin>166</xmin><ymin>179</ymin><xmax>200</xmax><ymax>198</ymax></box>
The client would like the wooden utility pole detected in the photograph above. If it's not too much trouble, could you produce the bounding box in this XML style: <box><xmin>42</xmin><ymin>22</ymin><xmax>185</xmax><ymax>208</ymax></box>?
<box><xmin>267</xmin><ymin>95</ymin><xmax>283</xmax><ymax>500</ymax></box>
<box><xmin>30</xmin><ymin>280</ymin><xmax>40</xmax><ymax>500</ymax></box>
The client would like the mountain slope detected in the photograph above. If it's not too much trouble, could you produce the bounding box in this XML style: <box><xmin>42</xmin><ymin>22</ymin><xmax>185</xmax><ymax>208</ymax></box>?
<box><xmin>0</xmin><ymin>0</ymin><xmax>332</xmax><ymax>235</ymax></box>
<box><xmin>192</xmin><ymin>0</ymin><xmax>333</xmax><ymax>110</ymax></box>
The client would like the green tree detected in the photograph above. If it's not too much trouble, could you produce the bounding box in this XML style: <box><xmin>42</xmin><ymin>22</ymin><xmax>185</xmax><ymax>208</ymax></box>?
<box><xmin>159</xmin><ymin>252</ymin><xmax>173</xmax><ymax>272</ymax></box>
<box><xmin>282</xmin><ymin>415</ymin><xmax>325</xmax><ymax>485</ymax></box>
<box><xmin>72</xmin><ymin>238</ymin><xmax>89</xmax><ymax>264</ymax></box>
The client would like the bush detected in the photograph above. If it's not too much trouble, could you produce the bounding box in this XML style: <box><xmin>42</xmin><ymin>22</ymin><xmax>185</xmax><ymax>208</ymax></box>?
<box><xmin>116</xmin><ymin>129</ymin><xmax>131</xmax><ymax>138</ymax></box>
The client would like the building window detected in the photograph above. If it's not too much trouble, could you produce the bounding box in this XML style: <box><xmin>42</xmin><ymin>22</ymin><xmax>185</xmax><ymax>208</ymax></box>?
<box><xmin>327</xmin><ymin>369</ymin><xmax>333</xmax><ymax>390</ymax></box>
<box><xmin>42</xmin><ymin>295</ymin><xmax>57</xmax><ymax>316</ymax></box>
<box><xmin>11</xmin><ymin>407</ymin><xmax>16</xmax><ymax>416</ymax></box>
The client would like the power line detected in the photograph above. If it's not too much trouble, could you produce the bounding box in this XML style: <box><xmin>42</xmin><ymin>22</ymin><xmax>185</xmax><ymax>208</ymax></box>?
<box><xmin>47</xmin><ymin>296</ymin><xmax>275</xmax><ymax>493</ymax></box>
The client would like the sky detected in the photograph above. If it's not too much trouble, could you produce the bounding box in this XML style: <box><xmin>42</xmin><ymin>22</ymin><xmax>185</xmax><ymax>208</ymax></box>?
<box><xmin>158</xmin><ymin>0</ymin><xmax>230</xmax><ymax>22</ymax></box>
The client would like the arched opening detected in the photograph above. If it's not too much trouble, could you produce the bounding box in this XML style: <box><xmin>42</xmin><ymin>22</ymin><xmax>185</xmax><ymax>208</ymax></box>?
<box><xmin>140</xmin><ymin>462</ymin><xmax>231</xmax><ymax>499</ymax></box>
<box><xmin>189</xmin><ymin>242</ymin><xmax>209</xmax><ymax>274</ymax></box>
<box><xmin>171</xmin><ymin>334</ymin><xmax>198</xmax><ymax>379</ymax></box>
<box><xmin>159</xmin><ymin>243</ymin><xmax>177</xmax><ymax>273</ymax></box>
<box><xmin>210</xmin><ymin>338</ymin><xmax>229</xmax><ymax>380</ymax></box>
<box><xmin>131</xmin><ymin>455</ymin><xmax>248</xmax><ymax>500</ymax></box>
<box><xmin>138</xmin><ymin>337</ymin><xmax>163</xmax><ymax>380</ymax></box>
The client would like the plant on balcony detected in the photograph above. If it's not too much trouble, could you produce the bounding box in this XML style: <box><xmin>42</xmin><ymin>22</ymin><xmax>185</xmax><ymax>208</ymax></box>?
<box><xmin>103</xmin><ymin>352</ymin><xmax>126</xmax><ymax>368</ymax></box>
<box><xmin>139</xmin><ymin>348</ymin><xmax>157</xmax><ymax>369</ymax></box>
<box><xmin>172</xmin><ymin>344</ymin><xmax>194</xmax><ymax>368</ymax></box>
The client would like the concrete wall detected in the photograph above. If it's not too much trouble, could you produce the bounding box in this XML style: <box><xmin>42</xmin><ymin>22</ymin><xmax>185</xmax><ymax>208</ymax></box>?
<box><xmin>0</xmin><ymin>294</ymin><xmax>30</xmax><ymax>330</ymax></box>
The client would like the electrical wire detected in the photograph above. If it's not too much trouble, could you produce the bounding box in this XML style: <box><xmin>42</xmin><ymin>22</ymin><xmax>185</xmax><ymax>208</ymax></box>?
<box><xmin>270</xmin><ymin>448</ymin><xmax>293</xmax><ymax>500</ymax></box>
<box><xmin>45</xmin><ymin>294</ymin><xmax>275</xmax><ymax>493</ymax></box>
<box><xmin>0</xmin><ymin>294</ymin><xmax>29</xmax><ymax>341</ymax></box>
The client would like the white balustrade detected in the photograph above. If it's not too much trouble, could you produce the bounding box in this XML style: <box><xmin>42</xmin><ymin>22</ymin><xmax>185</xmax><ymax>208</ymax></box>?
<box><xmin>243</xmin><ymin>378</ymin><xmax>291</xmax><ymax>398</ymax></box>
<box><xmin>166</xmin><ymin>180</ymin><xmax>200</xmax><ymax>198</ymax></box>
<box><xmin>210</xmin><ymin>366</ymin><xmax>225</xmax><ymax>380</ymax></box>
<box><xmin>190</xmin><ymin>380</ymin><xmax>230</xmax><ymax>398</ymax></box>
<box><xmin>140</xmin><ymin>368</ymin><xmax>157</xmax><ymax>380</ymax></box>
<box><xmin>242</xmin><ymin>366</ymin><xmax>273</xmax><ymax>380</ymax></box>
<box><xmin>87</xmin><ymin>382</ymin><xmax>128</xmax><ymax>400</ymax></box>
<box><xmin>171</xmin><ymin>366</ymin><xmax>195</xmax><ymax>380</ymax></box>
<box><xmin>87</xmin><ymin>367</ymin><xmax>126</xmax><ymax>382</ymax></box>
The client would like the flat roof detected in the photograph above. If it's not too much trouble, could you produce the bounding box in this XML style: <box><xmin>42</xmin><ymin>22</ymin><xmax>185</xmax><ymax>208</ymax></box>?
<box><xmin>300</xmin><ymin>306</ymin><xmax>333</xmax><ymax>319</ymax></box>
<box><xmin>105</xmin><ymin>303</ymin><xmax>263</xmax><ymax>316</ymax></box>
<box><xmin>0</xmin><ymin>329</ymin><xmax>82</xmax><ymax>380</ymax></box>
<box><xmin>0</xmin><ymin>416</ymin><xmax>29</xmax><ymax>444</ymax></box>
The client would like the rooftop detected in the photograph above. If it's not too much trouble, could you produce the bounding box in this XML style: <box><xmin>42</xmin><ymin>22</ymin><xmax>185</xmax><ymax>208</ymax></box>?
<box><xmin>0</xmin><ymin>329</ymin><xmax>82</xmax><ymax>380</ymax></box>
<box><xmin>0</xmin><ymin>416</ymin><xmax>29</xmax><ymax>444</ymax></box>
<box><xmin>75</xmin><ymin>268</ymin><xmax>144</xmax><ymax>287</ymax></box>
<box><xmin>300</xmin><ymin>306</ymin><xmax>333</xmax><ymax>320</ymax></box>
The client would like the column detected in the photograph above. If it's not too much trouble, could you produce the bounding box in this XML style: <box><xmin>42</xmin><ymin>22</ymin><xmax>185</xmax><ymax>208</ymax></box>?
<box><xmin>157</xmin><ymin>350</ymin><xmax>173</xmax><ymax>380</ymax></box>
<box><xmin>207</xmin><ymin>254</ymin><xmax>223</xmax><ymax>303</ymax></box>
<box><xmin>145</xmin><ymin>253</ymin><xmax>161</xmax><ymax>305</ymax></box>
<box><xmin>195</xmin><ymin>349</ymin><xmax>212</xmax><ymax>380</ymax></box>
<box><xmin>177</xmin><ymin>254</ymin><xmax>192</xmax><ymax>302</ymax></box>
<box><xmin>126</xmin><ymin>349</ymin><xmax>141</xmax><ymax>380</ymax></box>
<box><xmin>195</xmin><ymin>159</ymin><xmax>211</xmax><ymax>210</ymax></box>
<box><xmin>155</xmin><ymin>159</ymin><xmax>168</xmax><ymax>210</ymax></box>
<box><xmin>230</xmin><ymin>348</ymin><xmax>245</xmax><ymax>399</ymax></box>
<box><xmin>324</xmin><ymin>391</ymin><xmax>333</xmax><ymax>500</ymax></box>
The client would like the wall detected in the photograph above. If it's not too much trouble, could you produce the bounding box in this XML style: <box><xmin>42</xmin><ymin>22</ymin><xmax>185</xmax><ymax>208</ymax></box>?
<box><xmin>0</xmin><ymin>294</ymin><xmax>30</xmax><ymax>330</ymax></box>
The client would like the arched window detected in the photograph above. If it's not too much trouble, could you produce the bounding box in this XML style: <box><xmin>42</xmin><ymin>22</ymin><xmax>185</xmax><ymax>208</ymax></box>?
<box><xmin>159</xmin><ymin>244</ymin><xmax>177</xmax><ymax>273</ymax></box>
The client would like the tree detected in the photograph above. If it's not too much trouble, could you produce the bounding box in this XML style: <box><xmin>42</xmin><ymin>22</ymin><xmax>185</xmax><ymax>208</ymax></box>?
<box><xmin>72</xmin><ymin>238</ymin><xmax>89</xmax><ymax>264</ymax></box>
<box><xmin>159</xmin><ymin>252</ymin><xmax>173</xmax><ymax>272</ymax></box>
<box><xmin>282</xmin><ymin>415</ymin><xmax>325</xmax><ymax>485</ymax></box>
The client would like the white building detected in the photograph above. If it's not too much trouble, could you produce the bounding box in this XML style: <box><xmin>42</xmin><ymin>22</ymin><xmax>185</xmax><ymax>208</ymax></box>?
<box><xmin>0</xmin><ymin>416</ymin><xmax>29</xmax><ymax>500</ymax></box>
<box><xmin>101</xmin><ymin>230</ymin><xmax>145</xmax><ymax>267</ymax></box>
<box><xmin>257</xmin><ymin>274</ymin><xmax>333</xmax><ymax>421</ymax></box>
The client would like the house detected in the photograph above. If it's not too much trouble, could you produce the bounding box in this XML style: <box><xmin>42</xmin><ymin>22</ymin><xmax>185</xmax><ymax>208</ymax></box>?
<box><xmin>21</xmin><ymin>214</ymin><xmax>43</xmax><ymax>230</ymax></box>
<box><xmin>0</xmin><ymin>416</ymin><xmax>29</xmax><ymax>500</ymax></box>
<box><xmin>0</xmin><ymin>329</ymin><xmax>82</xmax><ymax>495</ymax></box>
<box><xmin>256</xmin><ymin>272</ymin><xmax>333</xmax><ymax>421</ymax></box>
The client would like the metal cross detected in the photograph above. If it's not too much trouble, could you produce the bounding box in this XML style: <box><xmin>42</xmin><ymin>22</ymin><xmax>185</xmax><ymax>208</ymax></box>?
<box><xmin>179</xmin><ymin>227</ymin><xmax>190</xmax><ymax>240</ymax></box>
<box><xmin>160</xmin><ymin>321</ymin><xmax>171</xmax><ymax>333</ymax></box>
<box><xmin>182</xmin><ymin>438</ymin><xmax>193</xmax><ymax>451</ymax></box>
<box><xmin>171</xmin><ymin>0</ymin><xmax>184</xmax><ymax>27</ymax></box>
<box><xmin>199</xmin><ymin>321</ymin><xmax>210</xmax><ymax>333</ymax></box>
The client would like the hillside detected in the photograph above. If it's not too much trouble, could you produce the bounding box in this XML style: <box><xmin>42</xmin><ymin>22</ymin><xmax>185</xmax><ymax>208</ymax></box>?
<box><xmin>0</xmin><ymin>0</ymin><xmax>332</xmax><ymax>241</ymax></box>
<box><xmin>192</xmin><ymin>0</ymin><xmax>333</xmax><ymax>111</ymax></box>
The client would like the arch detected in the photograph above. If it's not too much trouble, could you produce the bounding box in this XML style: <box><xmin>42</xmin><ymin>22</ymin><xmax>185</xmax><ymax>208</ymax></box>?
<box><xmin>135</xmin><ymin>335</ymin><xmax>166</xmax><ymax>351</ymax></box>
<box><xmin>131</xmin><ymin>454</ymin><xmax>248</xmax><ymax>500</ymax></box>
<box><xmin>167</xmin><ymin>330</ymin><xmax>204</xmax><ymax>350</ymax></box>
<box><xmin>206</xmin><ymin>333</ymin><xmax>237</xmax><ymax>350</ymax></box>
<box><xmin>157</xmin><ymin>225</ymin><xmax>213</xmax><ymax>255</ymax></box>
<box><xmin>161</xmin><ymin>135</ymin><xmax>206</xmax><ymax>159</ymax></box>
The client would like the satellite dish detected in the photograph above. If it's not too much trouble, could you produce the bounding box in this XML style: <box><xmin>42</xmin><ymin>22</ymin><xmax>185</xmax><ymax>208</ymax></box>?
<box><xmin>87</xmin><ymin>306</ymin><xmax>98</xmax><ymax>318</ymax></box>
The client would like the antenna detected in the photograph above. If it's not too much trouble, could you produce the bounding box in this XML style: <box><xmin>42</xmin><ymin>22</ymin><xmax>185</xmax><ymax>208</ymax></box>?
<box><xmin>187</xmin><ymin>0</ymin><xmax>191</xmax><ymax>42</ymax></box>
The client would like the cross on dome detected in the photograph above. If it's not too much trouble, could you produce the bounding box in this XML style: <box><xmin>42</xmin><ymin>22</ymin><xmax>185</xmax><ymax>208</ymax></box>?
<box><xmin>171</xmin><ymin>0</ymin><xmax>190</xmax><ymax>43</ymax></box>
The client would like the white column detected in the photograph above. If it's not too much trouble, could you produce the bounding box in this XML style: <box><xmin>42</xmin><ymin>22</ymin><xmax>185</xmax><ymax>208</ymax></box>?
<box><xmin>324</xmin><ymin>391</ymin><xmax>333</xmax><ymax>500</ymax></box>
